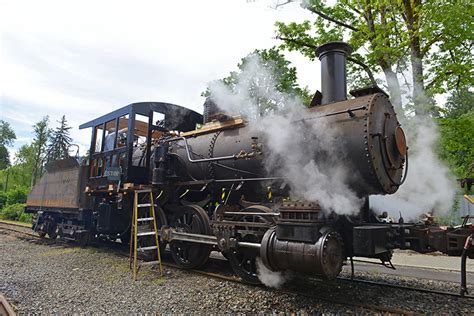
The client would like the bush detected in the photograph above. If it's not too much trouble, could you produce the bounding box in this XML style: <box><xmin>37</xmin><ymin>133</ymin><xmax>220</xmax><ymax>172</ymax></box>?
<box><xmin>0</xmin><ymin>191</ymin><xmax>7</xmax><ymax>209</ymax></box>
<box><xmin>6</xmin><ymin>187</ymin><xmax>29</xmax><ymax>205</ymax></box>
<box><xmin>0</xmin><ymin>203</ymin><xmax>29</xmax><ymax>222</ymax></box>
<box><xmin>18</xmin><ymin>211</ymin><xmax>33</xmax><ymax>223</ymax></box>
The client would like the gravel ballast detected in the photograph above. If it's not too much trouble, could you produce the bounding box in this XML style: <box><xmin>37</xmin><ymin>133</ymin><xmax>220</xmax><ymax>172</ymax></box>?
<box><xmin>1</xmin><ymin>230</ymin><xmax>473</xmax><ymax>314</ymax></box>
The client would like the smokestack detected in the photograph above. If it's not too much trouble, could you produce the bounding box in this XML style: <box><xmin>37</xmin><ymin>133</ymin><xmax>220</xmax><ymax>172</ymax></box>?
<box><xmin>316</xmin><ymin>41</ymin><xmax>352</xmax><ymax>105</ymax></box>
<box><xmin>203</xmin><ymin>96</ymin><xmax>229</xmax><ymax>124</ymax></box>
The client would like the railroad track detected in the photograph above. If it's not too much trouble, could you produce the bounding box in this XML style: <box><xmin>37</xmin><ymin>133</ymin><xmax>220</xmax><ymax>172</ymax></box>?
<box><xmin>173</xmin><ymin>264</ymin><xmax>422</xmax><ymax>315</ymax></box>
<box><xmin>1</xmin><ymin>220</ymin><xmax>472</xmax><ymax>314</ymax></box>
<box><xmin>0</xmin><ymin>221</ymin><xmax>38</xmax><ymax>239</ymax></box>
<box><xmin>338</xmin><ymin>276</ymin><xmax>471</xmax><ymax>299</ymax></box>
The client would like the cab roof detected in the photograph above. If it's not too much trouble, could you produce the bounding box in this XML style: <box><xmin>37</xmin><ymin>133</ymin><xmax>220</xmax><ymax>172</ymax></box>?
<box><xmin>79</xmin><ymin>101</ymin><xmax>202</xmax><ymax>132</ymax></box>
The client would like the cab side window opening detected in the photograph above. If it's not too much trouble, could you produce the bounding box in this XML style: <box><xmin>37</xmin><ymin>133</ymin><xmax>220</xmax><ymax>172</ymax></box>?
<box><xmin>153</xmin><ymin>111</ymin><xmax>165</xmax><ymax>128</ymax></box>
<box><xmin>134</xmin><ymin>114</ymin><xmax>149</xmax><ymax>147</ymax></box>
<box><xmin>94</xmin><ymin>126</ymin><xmax>104</xmax><ymax>153</ymax></box>
<box><xmin>132</xmin><ymin>113</ymin><xmax>149</xmax><ymax>167</ymax></box>
<box><xmin>103</xmin><ymin>120</ymin><xmax>116</xmax><ymax>168</ymax></box>
<box><xmin>90</xmin><ymin>126</ymin><xmax>104</xmax><ymax>177</ymax></box>
<box><xmin>103</xmin><ymin>120</ymin><xmax>116</xmax><ymax>152</ymax></box>
<box><xmin>117</xmin><ymin>115</ymin><xmax>129</xmax><ymax>148</ymax></box>
<box><xmin>152</xmin><ymin>111</ymin><xmax>165</xmax><ymax>140</ymax></box>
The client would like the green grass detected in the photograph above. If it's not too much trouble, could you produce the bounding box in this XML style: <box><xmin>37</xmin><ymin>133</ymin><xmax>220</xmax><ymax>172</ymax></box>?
<box><xmin>39</xmin><ymin>247</ymin><xmax>82</xmax><ymax>257</ymax></box>
<box><xmin>0</xmin><ymin>218</ymin><xmax>31</xmax><ymax>227</ymax></box>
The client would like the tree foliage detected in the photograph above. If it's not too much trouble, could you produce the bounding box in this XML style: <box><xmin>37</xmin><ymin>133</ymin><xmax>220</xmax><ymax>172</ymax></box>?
<box><xmin>0</xmin><ymin>203</ymin><xmax>32</xmax><ymax>223</ymax></box>
<box><xmin>31</xmin><ymin>116</ymin><xmax>50</xmax><ymax>186</ymax></box>
<box><xmin>0</xmin><ymin>120</ymin><xmax>16</xmax><ymax>169</ymax></box>
<box><xmin>5</xmin><ymin>187</ymin><xmax>28</xmax><ymax>205</ymax></box>
<box><xmin>275</xmin><ymin>0</ymin><xmax>473</xmax><ymax>115</ymax></box>
<box><xmin>438</xmin><ymin>109</ymin><xmax>474</xmax><ymax>178</ymax></box>
<box><xmin>47</xmin><ymin>115</ymin><xmax>72</xmax><ymax>162</ymax></box>
<box><xmin>442</xmin><ymin>89</ymin><xmax>474</xmax><ymax>119</ymax></box>
<box><xmin>204</xmin><ymin>47</ymin><xmax>312</xmax><ymax>117</ymax></box>
<box><xmin>0</xmin><ymin>117</ymin><xmax>54</xmax><ymax>223</ymax></box>
<box><xmin>437</xmin><ymin>88</ymin><xmax>474</xmax><ymax>179</ymax></box>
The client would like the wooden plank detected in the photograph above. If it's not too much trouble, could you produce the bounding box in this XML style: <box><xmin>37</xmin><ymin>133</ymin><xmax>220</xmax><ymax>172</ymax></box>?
<box><xmin>181</xmin><ymin>117</ymin><xmax>245</xmax><ymax>137</ymax></box>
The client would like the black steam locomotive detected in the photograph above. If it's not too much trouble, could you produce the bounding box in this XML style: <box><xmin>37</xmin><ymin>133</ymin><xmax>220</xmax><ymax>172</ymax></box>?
<box><xmin>25</xmin><ymin>42</ymin><xmax>473</xmax><ymax>284</ymax></box>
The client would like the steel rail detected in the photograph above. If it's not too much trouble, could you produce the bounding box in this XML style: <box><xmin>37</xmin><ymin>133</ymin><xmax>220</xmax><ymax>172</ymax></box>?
<box><xmin>0</xmin><ymin>223</ymin><xmax>42</xmax><ymax>239</ymax></box>
<box><xmin>162</xmin><ymin>262</ymin><xmax>420</xmax><ymax>315</ymax></box>
<box><xmin>337</xmin><ymin>276</ymin><xmax>473</xmax><ymax>300</ymax></box>
<box><xmin>0</xmin><ymin>220</ymin><xmax>32</xmax><ymax>228</ymax></box>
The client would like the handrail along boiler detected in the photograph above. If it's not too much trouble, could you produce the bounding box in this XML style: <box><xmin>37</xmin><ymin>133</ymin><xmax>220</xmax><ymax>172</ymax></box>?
<box><xmin>25</xmin><ymin>42</ymin><xmax>473</xmax><ymax>285</ymax></box>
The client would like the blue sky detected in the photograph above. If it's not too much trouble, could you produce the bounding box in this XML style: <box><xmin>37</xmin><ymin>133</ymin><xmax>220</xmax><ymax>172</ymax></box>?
<box><xmin>1</xmin><ymin>0</ymin><xmax>317</xmax><ymax>157</ymax></box>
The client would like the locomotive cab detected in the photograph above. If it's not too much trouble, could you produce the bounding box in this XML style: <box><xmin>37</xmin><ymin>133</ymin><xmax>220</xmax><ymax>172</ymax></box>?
<box><xmin>79</xmin><ymin>102</ymin><xmax>202</xmax><ymax>190</ymax></box>
<box><xmin>72</xmin><ymin>102</ymin><xmax>202</xmax><ymax>240</ymax></box>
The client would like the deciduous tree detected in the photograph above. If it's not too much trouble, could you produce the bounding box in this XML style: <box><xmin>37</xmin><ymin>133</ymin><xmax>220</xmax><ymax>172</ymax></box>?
<box><xmin>438</xmin><ymin>109</ymin><xmax>474</xmax><ymax>178</ymax></box>
<box><xmin>204</xmin><ymin>47</ymin><xmax>311</xmax><ymax>118</ymax></box>
<box><xmin>275</xmin><ymin>0</ymin><xmax>473</xmax><ymax>115</ymax></box>
<box><xmin>0</xmin><ymin>120</ymin><xmax>16</xmax><ymax>169</ymax></box>
<box><xmin>442</xmin><ymin>89</ymin><xmax>474</xmax><ymax>119</ymax></box>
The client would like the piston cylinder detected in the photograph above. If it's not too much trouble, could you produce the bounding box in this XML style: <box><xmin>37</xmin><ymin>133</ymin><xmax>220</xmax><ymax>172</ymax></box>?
<box><xmin>260</xmin><ymin>226</ymin><xmax>345</xmax><ymax>280</ymax></box>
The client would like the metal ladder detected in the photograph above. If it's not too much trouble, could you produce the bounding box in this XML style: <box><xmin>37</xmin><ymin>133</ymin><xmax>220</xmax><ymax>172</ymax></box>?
<box><xmin>130</xmin><ymin>189</ymin><xmax>163</xmax><ymax>280</ymax></box>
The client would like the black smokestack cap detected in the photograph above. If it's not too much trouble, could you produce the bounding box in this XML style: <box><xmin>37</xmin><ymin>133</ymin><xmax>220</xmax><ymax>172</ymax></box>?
<box><xmin>316</xmin><ymin>41</ymin><xmax>352</xmax><ymax>105</ymax></box>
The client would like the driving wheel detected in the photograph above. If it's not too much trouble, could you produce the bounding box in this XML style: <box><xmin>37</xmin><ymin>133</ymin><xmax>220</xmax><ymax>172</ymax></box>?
<box><xmin>169</xmin><ymin>204</ymin><xmax>212</xmax><ymax>269</ymax></box>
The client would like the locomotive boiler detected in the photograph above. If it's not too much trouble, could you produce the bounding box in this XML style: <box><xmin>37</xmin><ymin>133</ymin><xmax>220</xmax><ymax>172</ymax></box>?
<box><xmin>25</xmin><ymin>42</ymin><xmax>473</xmax><ymax>285</ymax></box>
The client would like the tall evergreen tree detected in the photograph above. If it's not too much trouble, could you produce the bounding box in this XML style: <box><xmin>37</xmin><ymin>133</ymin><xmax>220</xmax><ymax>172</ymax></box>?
<box><xmin>31</xmin><ymin>117</ymin><xmax>50</xmax><ymax>185</ymax></box>
<box><xmin>0</xmin><ymin>120</ymin><xmax>16</xmax><ymax>169</ymax></box>
<box><xmin>47</xmin><ymin>115</ymin><xmax>72</xmax><ymax>162</ymax></box>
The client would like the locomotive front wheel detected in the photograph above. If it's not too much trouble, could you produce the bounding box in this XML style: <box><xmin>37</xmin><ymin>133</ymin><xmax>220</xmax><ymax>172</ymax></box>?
<box><xmin>228</xmin><ymin>205</ymin><xmax>275</xmax><ymax>284</ymax></box>
<box><xmin>169</xmin><ymin>204</ymin><xmax>212</xmax><ymax>269</ymax></box>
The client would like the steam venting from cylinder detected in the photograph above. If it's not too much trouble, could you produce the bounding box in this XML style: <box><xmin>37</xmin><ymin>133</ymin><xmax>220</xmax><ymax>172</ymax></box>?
<box><xmin>316</xmin><ymin>42</ymin><xmax>352</xmax><ymax>105</ymax></box>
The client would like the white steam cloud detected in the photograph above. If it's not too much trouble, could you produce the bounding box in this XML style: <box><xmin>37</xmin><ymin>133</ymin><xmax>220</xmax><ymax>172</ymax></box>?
<box><xmin>256</xmin><ymin>112</ymin><xmax>363</xmax><ymax>214</ymax></box>
<box><xmin>208</xmin><ymin>52</ymin><xmax>456</xmax><ymax>220</ymax></box>
<box><xmin>208</xmin><ymin>54</ymin><xmax>362</xmax><ymax>214</ymax></box>
<box><xmin>256</xmin><ymin>257</ymin><xmax>288</xmax><ymax>288</ymax></box>
<box><xmin>209</xmin><ymin>54</ymin><xmax>295</xmax><ymax>119</ymax></box>
<box><xmin>370</xmin><ymin>117</ymin><xmax>457</xmax><ymax>220</ymax></box>
<box><xmin>369</xmin><ymin>66</ymin><xmax>457</xmax><ymax>221</ymax></box>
